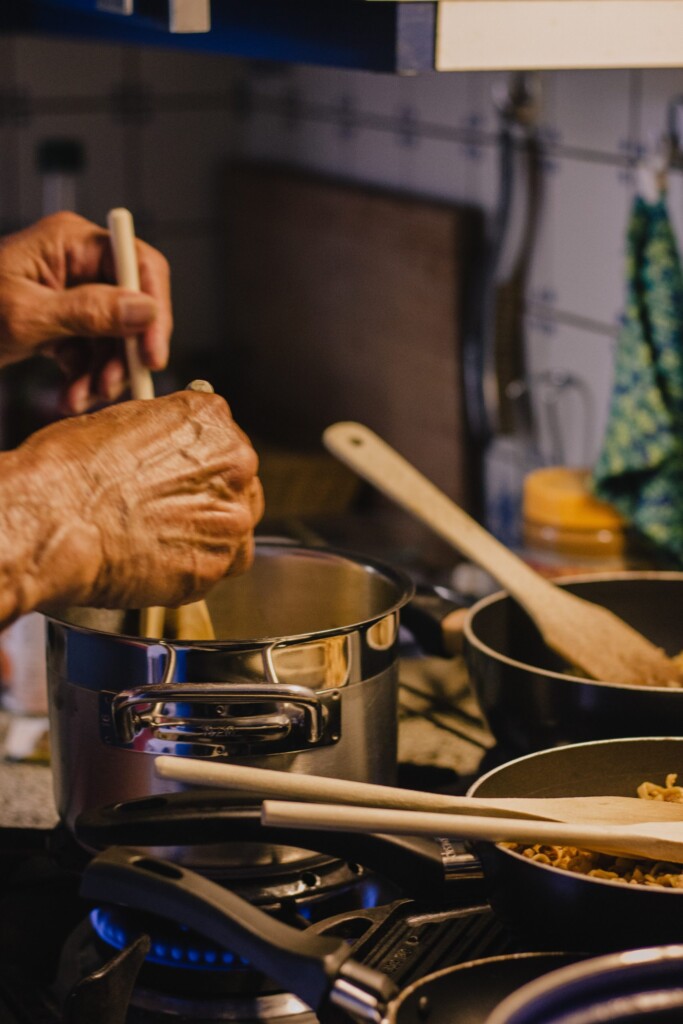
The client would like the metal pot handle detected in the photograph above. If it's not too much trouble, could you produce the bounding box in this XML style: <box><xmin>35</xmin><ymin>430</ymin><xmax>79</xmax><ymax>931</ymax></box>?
<box><xmin>103</xmin><ymin>673</ymin><xmax>341</xmax><ymax>757</ymax></box>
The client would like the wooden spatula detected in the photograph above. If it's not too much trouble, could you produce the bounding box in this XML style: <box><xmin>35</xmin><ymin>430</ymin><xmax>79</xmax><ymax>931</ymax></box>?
<box><xmin>261</xmin><ymin>800</ymin><xmax>683</xmax><ymax>864</ymax></box>
<box><xmin>322</xmin><ymin>421</ymin><xmax>682</xmax><ymax>688</ymax></box>
<box><xmin>154</xmin><ymin>756</ymin><xmax>683</xmax><ymax>826</ymax></box>
<box><xmin>107</xmin><ymin>207</ymin><xmax>215</xmax><ymax>642</ymax></box>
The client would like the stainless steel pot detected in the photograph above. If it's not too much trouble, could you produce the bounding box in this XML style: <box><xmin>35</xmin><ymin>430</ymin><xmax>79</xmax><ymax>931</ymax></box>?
<box><xmin>45</xmin><ymin>540</ymin><xmax>414</xmax><ymax>871</ymax></box>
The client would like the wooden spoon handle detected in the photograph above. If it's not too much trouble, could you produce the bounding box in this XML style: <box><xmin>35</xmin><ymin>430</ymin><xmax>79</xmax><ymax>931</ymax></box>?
<box><xmin>155</xmin><ymin>756</ymin><xmax>546</xmax><ymax>819</ymax></box>
<box><xmin>260</xmin><ymin>801</ymin><xmax>681</xmax><ymax>862</ymax></box>
<box><xmin>154</xmin><ymin>756</ymin><xmax>683</xmax><ymax>825</ymax></box>
<box><xmin>323</xmin><ymin>422</ymin><xmax>549</xmax><ymax>609</ymax></box>
<box><xmin>107</xmin><ymin>207</ymin><xmax>155</xmax><ymax>401</ymax></box>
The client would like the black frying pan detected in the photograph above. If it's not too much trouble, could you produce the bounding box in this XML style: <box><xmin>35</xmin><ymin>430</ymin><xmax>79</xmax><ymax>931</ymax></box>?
<box><xmin>464</xmin><ymin>573</ymin><xmax>683</xmax><ymax>755</ymax></box>
<box><xmin>469</xmin><ymin>736</ymin><xmax>683</xmax><ymax>952</ymax></box>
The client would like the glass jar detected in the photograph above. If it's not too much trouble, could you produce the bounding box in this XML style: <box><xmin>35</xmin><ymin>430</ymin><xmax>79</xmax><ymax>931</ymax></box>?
<box><xmin>521</xmin><ymin>466</ymin><xmax>635</xmax><ymax>579</ymax></box>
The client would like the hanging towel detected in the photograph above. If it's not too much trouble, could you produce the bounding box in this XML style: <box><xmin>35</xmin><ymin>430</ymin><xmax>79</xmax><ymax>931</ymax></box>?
<box><xmin>592</xmin><ymin>190</ymin><xmax>683</xmax><ymax>565</ymax></box>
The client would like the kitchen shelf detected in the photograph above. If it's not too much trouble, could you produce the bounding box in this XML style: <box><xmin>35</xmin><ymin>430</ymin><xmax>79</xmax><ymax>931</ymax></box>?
<box><xmin>5</xmin><ymin>0</ymin><xmax>683</xmax><ymax>73</ymax></box>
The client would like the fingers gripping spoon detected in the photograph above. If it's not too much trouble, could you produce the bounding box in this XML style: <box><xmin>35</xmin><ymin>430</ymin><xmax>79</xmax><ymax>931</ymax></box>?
<box><xmin>322</xmin><ymin>422</ymin><xmax>681</xmax><ymax>689</ymax></box>
<box><xmin>107</xmin><ymin>208</ymin><xmax>215</xmax><ymax>641</ymax></box>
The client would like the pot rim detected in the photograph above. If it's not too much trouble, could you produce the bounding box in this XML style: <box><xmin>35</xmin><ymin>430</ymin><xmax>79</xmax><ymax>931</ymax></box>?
<box><xmin>43</xmin><ymin>539</ymin><xmax>416</xmax><ymax>646</ymax></box>
<box><xmin>468</xmin><ymin>736</ymin><xmax>683</xmax><ymax>896</ymax></box>
<box><xmin>486</xmin><ymin>943</ymin><xmax>683</xmax><ymax>1024</ymax></box>
<box><xmin>463</xmin><ymin>571</ymin><xmax>683</xmax><ymax>694</ymax></box>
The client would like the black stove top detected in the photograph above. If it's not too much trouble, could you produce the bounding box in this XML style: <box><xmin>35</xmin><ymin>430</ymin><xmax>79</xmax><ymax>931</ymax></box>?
<box><xmin>0</xmin><ymin>811</ymin><xmax>524</xmax><ymax>1024</ymax></box>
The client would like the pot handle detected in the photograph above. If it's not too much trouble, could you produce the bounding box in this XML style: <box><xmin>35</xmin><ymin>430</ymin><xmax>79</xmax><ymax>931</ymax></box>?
<box><xmin>401</xmin><ymin>585</ymin><xmax>469</xmax><ymax>657</ymax></box>
<box><xmin>103</xmin><ymin>681</ymin><xmax>341</xmax><ymax>756</ymax></box>
<box><xmin>81</xmin><ymin>846</ymin><xmax>398</xmax><ymax>1019</ymax></box>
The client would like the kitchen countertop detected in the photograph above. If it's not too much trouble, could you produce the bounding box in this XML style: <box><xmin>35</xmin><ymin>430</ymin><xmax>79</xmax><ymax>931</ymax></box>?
<box><xmin>0</xmin><ymin>712</ymin><xmax>57</xmax><ymax>828</ymax></box>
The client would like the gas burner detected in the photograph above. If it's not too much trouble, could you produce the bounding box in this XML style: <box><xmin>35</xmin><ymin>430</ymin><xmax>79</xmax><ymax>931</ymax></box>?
<box><xmin>90</xmin><ymin>906</ymin><xmax>251</xmax><ymax>972</ymax></box>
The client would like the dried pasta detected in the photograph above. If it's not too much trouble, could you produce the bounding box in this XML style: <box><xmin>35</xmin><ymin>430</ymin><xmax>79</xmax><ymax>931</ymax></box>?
<box><xmin>503</xmin><ymin>774</ymin><xmax>683</xmax><ymax>888</ymax></box>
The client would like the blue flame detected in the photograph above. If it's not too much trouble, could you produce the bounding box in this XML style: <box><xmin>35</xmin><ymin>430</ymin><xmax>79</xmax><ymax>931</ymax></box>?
<box><xmin>90</xmin><ymin>907</ymin><xmax>249</xmax><ymax>972</ymax></box>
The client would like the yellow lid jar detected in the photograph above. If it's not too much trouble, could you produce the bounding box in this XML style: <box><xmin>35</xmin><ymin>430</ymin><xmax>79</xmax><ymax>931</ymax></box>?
<box><xmin>521</xmin><ymin>467</ymin><xmax>632</xmax><ymax>579</ymax></box>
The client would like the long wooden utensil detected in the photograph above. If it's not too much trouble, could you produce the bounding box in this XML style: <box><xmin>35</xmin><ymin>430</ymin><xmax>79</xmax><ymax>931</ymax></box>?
<box><xmin>322</xmin><ymin>421</ymin><xmax>681</xmax><ymax>688</ymax></box>
<box><xmin>154</xmin><ymin>756</ymin><xmax>683</xmax><ymax>825</ymax></box>
<box><xmin>107</xmin><ymin>207</ymin><xmax>215</xmax><ymax>641</ymax></box>
<box><xmin>261</xmin><ymin>800</ymin><xmax>683</xmax><ymax>864</ymax></box>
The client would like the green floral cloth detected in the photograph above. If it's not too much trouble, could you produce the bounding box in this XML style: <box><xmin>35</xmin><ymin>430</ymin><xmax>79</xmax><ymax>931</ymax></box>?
<box><xmin>592</xmin><ymin>194</ymin><xmax>683</xmax><ymax>565</ymax></box>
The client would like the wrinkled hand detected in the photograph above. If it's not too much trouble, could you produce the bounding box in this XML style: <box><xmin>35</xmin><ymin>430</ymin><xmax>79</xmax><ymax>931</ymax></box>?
<box><xmin>0</xmin><ymin>211</ymin><xmax>172</xmax><ymax>413</ymax></box>
<box><xmin>19</xmin><ymin>391</ymin><xmax>263</xmax><ymax>611</ymax></box>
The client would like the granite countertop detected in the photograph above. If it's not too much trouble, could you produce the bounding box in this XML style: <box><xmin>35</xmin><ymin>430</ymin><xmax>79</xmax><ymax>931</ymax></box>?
<box><xmin>0</xmin><ymin>711</ymin><xmax>57</xmax><ymax>827</ymax></box>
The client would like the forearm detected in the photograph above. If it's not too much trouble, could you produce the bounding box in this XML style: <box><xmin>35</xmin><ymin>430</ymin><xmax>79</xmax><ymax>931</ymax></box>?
<box><xmin>0</xmin><ymin>446</ymin><xmax>95</xmax><ymax>628</ymax></box>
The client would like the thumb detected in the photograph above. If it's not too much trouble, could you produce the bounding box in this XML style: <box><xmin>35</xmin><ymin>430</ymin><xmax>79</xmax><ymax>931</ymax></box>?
<box><xmin>46</xmin><ymin>283</ymin><xmax>158</xmax><ymax>340</ymax></box>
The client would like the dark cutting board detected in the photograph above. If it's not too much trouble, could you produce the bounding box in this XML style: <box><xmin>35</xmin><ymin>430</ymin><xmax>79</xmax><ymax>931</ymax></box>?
<box><xmin>222</xmin><ymin>162</ymin><xmax>484</xmax><ymax>558</ymax></box>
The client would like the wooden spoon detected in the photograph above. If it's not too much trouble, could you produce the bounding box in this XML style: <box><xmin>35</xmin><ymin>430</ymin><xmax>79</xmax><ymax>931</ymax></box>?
<box><xmin>154</xmin><ymin>756</ymin><xmax>683</xmax><ymax>825</ymax></box>
<box><xmin>322</xmin><ymin>421</ymin><xmax>681</xmax><ymax>689</ymax></box>
<box><xmin>261</xmin><ymin>800</ymin><xmax>683</xmax><ymax>864</ymax></box>
<box><xmin>107</xmin><ymin>208</ymin><xmax>215</xmax><ymax>642</ymax></box>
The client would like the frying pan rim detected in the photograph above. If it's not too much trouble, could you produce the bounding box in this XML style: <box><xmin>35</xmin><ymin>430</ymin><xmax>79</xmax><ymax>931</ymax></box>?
<box><xmin>468</xmin><ymin>736</ymin><xmax>683</xmax><ymax>896</ymax></box>
<box><xmin>485</xmin><ymin>943</ymin><xmax>683</xmax><ymax>1024</ymax></box>
<box><xmin>463</xmin><ymin>571</ymin><xmax>683</xmax><ymax>693</ymax></box>
<box><xmin>389</xmin><ymin>950</ymin><xmax>582</xmax><ymax>1014</ymax></box>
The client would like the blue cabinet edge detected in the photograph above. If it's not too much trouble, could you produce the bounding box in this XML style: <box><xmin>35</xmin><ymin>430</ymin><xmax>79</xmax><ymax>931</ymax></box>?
<box><xmin>0</xmin><ymin>1</ymin><xmax>437</xmax><ymax>73</ymax></box>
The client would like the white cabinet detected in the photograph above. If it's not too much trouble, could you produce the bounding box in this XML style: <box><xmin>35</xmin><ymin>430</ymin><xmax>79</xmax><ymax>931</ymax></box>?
<box><xmin>434</xmin><ymin>1</ymin><xmax>683</xmax><ymax>72</ymax></box>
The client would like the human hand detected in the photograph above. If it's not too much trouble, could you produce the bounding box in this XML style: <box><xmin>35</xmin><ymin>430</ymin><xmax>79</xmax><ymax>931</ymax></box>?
<box><xmin>0</xmin><ymin>211</ymin><xmax>172</xmax><ymax>413</ymax></box>
<box><xmin>13</xmin><ymin>391</ymin><xmax>263</xmax><ymax>613</ymax></box>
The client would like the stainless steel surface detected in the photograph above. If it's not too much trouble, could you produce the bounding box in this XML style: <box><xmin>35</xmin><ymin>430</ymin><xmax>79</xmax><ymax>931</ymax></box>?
<box><xmin>108</xmin><ymin>680</ymin><xmax>341</xmax><ymax>754</ymax></box>
<box><xmin>45</xmin><ymin>541</ymin><xmax>414</xmax><ymax>871</ymax></box>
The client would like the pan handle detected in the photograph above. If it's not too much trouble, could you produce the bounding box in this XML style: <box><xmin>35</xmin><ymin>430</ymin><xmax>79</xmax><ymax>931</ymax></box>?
<box><xmin>81</xmin><ymin>846</ymin><xmax>398</xmax><ymax>1018</ymax></box>
<box><xmin>74</xmin><ymin>793</ymin><xmax>485</xmax><ymax>900</ymax></box>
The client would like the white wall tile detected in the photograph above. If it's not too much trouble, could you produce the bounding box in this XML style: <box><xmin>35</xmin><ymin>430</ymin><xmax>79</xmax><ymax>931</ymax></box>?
<box><xmin>537</xmin><ymin>156</ymin><xmax>633</xmax><ymax>328</ymax></box>
<box><xmin>12</xmin><ymin>34</ymin><xmax>126</xmax><ymax>99</ymax></box>
<box><xmin>639</xmin><ymin>68</ymin><xmax>683</xmax><ymax>153</ymax></box>
<box><xmin>137</xmin><ymin>47</ymin><xmax>239</xmax><ymax>97</ymax></box>
<box><xmin>292</xmin><ymin>64</ymin><xmax>393</xmax><ymax>113</ymax></box>
<box><xmin>548</xmin><ymin>70</ymin><xmax>633</xmax><ymax>153</ymax></box>
<box><xmin>406</xmin><ymin>70</ymin><xmax>490</xmax><ymax>131</ymax></box>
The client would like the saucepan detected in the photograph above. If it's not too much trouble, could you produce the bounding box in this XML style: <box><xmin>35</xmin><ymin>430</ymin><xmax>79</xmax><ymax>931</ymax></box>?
<box><xmin>43</xmin><ymin>538</ymin><xmax>461</xmax><ymax>872</ymax></box>
<box><xmin>44</xmin><ymin>539</ymin><xmax>413</xmax><ymax>869</ymax></box>
<box><xmin>468</xmin><ymin>735</ymin><xmax>683</xmax><ymax>952</ymax></box>
<box><xmin>463</xmin><ymin>573</ymin><xmax>683</xmax><ymax>755</ymax></box>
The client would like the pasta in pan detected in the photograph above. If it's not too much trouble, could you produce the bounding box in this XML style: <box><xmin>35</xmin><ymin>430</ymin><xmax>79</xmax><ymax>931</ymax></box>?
<box><xmin>503</xmin><ymin>774</ymin><xmax>683</xmax><ymax>888</ymax></box>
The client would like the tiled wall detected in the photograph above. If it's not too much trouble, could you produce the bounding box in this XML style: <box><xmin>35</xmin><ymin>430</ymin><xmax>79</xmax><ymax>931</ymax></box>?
<box><xmin>3</xmin><ymin>32</ymin><xmax>683</xmax><ymax>477</ymax></box>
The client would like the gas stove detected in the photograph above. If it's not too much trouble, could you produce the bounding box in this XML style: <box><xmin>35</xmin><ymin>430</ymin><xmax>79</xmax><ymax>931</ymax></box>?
<box><xmin>0</xmin><ymin>647</ymin><xmax>536</xmax><ymax>1024</ymax></box>
<box><xmin>0</xmin><ymin>800</ymin><xmax>519</xmax><ymax>1024</ymax></box>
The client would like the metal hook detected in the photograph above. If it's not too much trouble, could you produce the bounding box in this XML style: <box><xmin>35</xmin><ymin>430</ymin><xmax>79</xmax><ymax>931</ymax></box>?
<box><xmin>665</xmin><ymin>94</ymin><xmax>683</xmax><ymax>169</ymax></box>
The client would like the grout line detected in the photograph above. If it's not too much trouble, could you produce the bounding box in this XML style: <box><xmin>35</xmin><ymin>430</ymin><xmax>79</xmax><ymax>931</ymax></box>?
<box><xmin>9</xmin><ymin>87</ymin><xmax>676</xmax><ymax>177</ymax></box>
